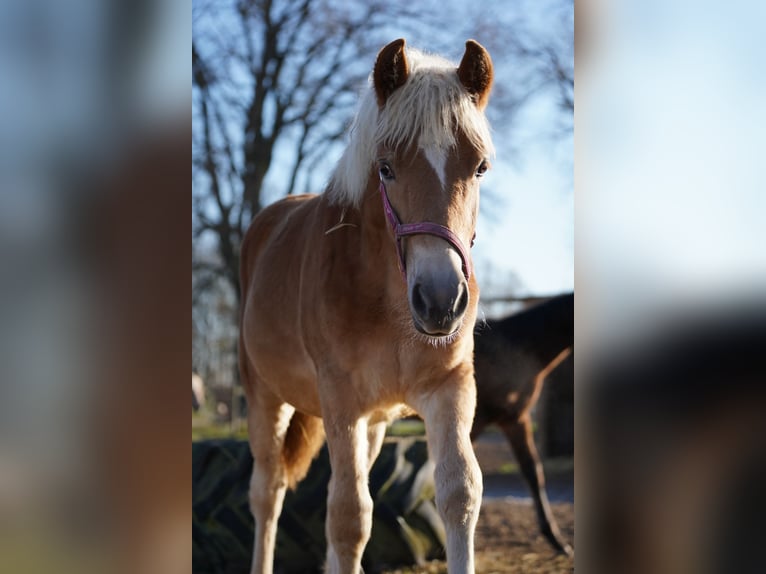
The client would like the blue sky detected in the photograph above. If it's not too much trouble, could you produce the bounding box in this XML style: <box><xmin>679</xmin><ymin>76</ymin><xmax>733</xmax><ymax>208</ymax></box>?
<box><xmin>474</xmin><ymin>103</ymin><xmax>573</xmax><ymax>298</ymax></box>
<box><xmin>476</xmin><ymin>161</ymin><xmax>573</xmax><ymax>296</ymax></box>
<box><xmin>578</xmin><ymin>0</ymin><xmax>766</xmax><ymax>345</ymax></box>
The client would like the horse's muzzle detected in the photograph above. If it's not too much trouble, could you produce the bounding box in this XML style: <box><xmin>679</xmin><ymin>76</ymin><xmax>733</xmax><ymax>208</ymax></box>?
<box><xmin>410</xmin><ymin>278</ymin><xmax>469</xmax><ymax>336</ymax></box>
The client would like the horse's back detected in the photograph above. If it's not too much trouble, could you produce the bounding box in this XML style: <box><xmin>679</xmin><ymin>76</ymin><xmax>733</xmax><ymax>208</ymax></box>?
<box><xmin>474</xmin><ymin>294</ymin><xmax>574</xmax><ymax>422</ymax></box>
<box><xmin>490</xmin><ymin>293</ymin><xmax>574</xmax><ymax>345</ymax></box>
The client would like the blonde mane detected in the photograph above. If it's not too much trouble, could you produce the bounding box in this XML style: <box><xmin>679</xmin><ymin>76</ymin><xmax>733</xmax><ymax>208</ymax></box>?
<box><xmin>328</xmin><ymin>47</ymin><xmax>495</xmax><ymax>206</ymax></box>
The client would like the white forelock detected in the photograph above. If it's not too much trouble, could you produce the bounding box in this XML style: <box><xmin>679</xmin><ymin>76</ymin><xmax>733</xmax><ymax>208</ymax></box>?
<box><xmin>328</xmin><ymin>47</ymin><xmax>494</xmax><ymax>206</ymax></box>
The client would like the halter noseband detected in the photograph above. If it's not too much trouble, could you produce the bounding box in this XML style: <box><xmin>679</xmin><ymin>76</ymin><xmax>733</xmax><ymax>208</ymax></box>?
<box><xmin>379</xmin><ymin>180</ymin><xmax>474</xmax><ymax>280</ymax></box>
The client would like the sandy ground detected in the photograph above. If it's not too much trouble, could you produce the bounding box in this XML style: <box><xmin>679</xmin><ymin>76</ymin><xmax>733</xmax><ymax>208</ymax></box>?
<box><xmin>383</xmin><ymin>430</ymin><xmax>575</xmax><ymax>574</ymax></box>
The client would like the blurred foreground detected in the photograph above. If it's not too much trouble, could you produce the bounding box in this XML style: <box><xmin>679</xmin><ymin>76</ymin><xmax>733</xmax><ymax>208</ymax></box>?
<box><xmin>579</xmin><ymin>302</ymin><xmax>766</xmax><ymax>574</ymax></box>
<box><xmin>0</xmin><ymin>0</ymin><xmax>189</xmax><ymax>573</ymax></box>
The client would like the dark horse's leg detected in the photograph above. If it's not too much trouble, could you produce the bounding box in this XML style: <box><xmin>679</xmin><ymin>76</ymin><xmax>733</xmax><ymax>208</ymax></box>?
<box><xmin>500</xmin><ymin>415</ymin><xmax>574</xmax><ymax>557</ymax></box>
<box><xmin>469</xmin><ymin>411</ymin><xmax>489</xmax><ymax>442</ymax></box>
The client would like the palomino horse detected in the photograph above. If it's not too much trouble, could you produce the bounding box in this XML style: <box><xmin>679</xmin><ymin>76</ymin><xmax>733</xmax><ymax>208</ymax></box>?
<box><xmin>472</xmin><ymin>293</ymin><xmax>574</xmax><ymax>556</ymax></box>
<box><xmin>239</xmin><ymin>39</ymin><xmax>494</xmax><ymax>574</ymax></box>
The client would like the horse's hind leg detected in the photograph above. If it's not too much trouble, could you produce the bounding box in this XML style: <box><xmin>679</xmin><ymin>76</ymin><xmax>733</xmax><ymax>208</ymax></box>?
<box><xmin>246</xmin><ymin>389</ymin><xmax>294</xmax><ymax>574</ymax></box>
<box><xmin>501</xmin><ymin>415</ymin><xmax>574</xmax><ymax>557</ymax></box>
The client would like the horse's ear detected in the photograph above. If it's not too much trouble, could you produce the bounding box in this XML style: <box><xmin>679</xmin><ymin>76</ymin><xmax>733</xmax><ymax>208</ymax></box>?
<box><xmin>457</xmin><ymin>40</ymin><xmax>493</xmax><ymax>109</ymax></box>
<box><xmin>374</xmin><ymin>38</ymin><xmax>409</xmax><ymax>107</ymax></box>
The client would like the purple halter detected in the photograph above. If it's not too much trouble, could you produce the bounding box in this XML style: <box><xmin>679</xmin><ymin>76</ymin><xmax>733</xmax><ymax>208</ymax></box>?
<box><xmin>379</xmin><ymin>180</ymin><xmax>474</xmax><ymax>280</ymax></box>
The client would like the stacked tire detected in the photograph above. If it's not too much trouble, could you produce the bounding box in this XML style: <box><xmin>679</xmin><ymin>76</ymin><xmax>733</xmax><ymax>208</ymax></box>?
<box><xmin>192</xmin><ymin>438</ymin><xmax>445</xmax><ymax>573</ymax></box>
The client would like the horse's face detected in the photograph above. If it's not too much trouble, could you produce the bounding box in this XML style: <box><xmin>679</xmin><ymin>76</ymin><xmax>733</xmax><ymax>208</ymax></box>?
<box><xmin>373</xmin><ymin>39</ymin><xmax>493</xmax><ymax>340</ymax></box>
<box><xmin>377</xmin><ymin>138</ymin><xmax>488</xmax><ymax>338</ymax></box>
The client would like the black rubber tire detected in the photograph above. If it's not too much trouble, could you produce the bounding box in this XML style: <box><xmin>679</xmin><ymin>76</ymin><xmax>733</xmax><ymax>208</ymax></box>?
<box><xmin>192</xmin><ymin>438</ymin><xmax>445</xmax><ymax>573</ymax></box>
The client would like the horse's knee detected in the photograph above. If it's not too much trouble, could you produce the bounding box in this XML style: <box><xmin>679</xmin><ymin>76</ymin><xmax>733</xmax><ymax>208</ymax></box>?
<box><xmin>326</xmin><ymin>486</ymin><xmax>373</xmax><ymax>550</ymax></box>
<box><xmin>435</xmin><ymin>459</ymin><xmax>482</xmax><ymax>526</ymax></box>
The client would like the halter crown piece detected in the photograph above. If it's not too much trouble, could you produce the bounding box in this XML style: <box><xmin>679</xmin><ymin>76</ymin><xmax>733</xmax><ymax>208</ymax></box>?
<box><xmin>379</xmin><ymin>180</ymin><xmax>474</xmax><ymax>280</ymax></box>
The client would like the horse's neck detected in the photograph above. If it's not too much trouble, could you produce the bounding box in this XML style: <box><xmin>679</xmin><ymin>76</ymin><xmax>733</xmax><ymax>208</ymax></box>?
<box><xmin>534</xmin><ymin>305</ymin><xmax>574</xmax><ymax>361</ymax></box>
<box><xmin>357</xmin><ymin>179</ymin><xmax>398</xmax><ymax>271</ymax></box>
<box><xmin>503</xmin><ymin>304</ymin><xmax>573</xmax><ymax>364</ymax></box>
<box><xmin>321</xmin><ymin>178</ymin><xmax>401</xmax><ymax>288</ymax></box>
<box><xmin>539</xmin><ymin>318</ymin><xmax>574</xmax><ymax>361</ymax></box>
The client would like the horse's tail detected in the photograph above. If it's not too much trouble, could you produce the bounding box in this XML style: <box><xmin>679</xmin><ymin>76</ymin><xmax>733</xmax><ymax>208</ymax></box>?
<box><xmin>282</xmin><ymin>411</ymin><xmax>325</xmax><ymax>489</ymax></box>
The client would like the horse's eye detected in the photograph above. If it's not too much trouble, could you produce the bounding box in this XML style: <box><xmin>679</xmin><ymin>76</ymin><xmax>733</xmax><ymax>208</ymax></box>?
<box><xmin>379</xmin><ymin>163</ymin><xmax>395</xmax><ymax>181</ymax></box>
<box><xmin>476</xmin><ymin>159</ymin><xmax>489</xmax><ymax>178</ymax></box>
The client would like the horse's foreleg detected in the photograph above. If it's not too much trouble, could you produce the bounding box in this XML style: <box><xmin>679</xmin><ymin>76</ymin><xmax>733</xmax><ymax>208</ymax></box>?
<box><xmin>323</xmin><ymin>415</ymin><xmax>373</xmax><ymax>574</ymax></box>
<box><xmin>415</xmin><ymin>381</ymin><xmax>482</xmax><ymax>574</ymax></box>
<box><xmin>246</xmin><ymin>392</ymin><xmax>295</xmax><ymax>574</ymax></box>
<box><xmin>501</xmin><ymin>416</ymin><xmax>574</xmax><ymax>557</ymax></box>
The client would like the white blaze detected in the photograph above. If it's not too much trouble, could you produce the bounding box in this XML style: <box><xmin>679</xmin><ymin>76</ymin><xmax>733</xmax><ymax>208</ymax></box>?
<box><xmin>422</xmin><ymin>145</ymin><xmax>447</xmax><ymax>190</ymax></box>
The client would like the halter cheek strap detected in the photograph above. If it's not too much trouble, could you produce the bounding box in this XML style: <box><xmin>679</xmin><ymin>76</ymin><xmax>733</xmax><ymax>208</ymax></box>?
<box><xmin>379</xmin><ymin>180</ymin><xmax>474</xmax><ymax>280</ymax></box>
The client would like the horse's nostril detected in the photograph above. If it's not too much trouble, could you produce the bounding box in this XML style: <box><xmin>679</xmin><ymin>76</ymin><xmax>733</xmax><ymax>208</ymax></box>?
<box><xmin>412</xmin><ymin>283</ymin><xmax>428</xmax><ymax>317</ymax></box>
<box><xmin>454</xmin><ymin>282</ymin><xmax>469</xmax><ymax>317</ymax></box>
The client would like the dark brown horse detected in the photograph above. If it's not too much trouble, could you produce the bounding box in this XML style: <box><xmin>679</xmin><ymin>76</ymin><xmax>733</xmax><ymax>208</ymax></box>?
<box><xmin>472</xmin><ymin>292</ymin><xmax>574</xmax><ymax>556</ymax></box>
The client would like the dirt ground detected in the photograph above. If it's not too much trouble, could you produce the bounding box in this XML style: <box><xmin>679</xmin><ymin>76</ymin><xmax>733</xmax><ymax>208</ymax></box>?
<box><xmin>382</xmin><ymin>498</ymin><xmax>574</xmax><ymax>574</ymax></box>
<box><xmin>383</xmin><ymin>430</ymin><xmax>575</xmax><ymax>574</ymax></box>
<box><xmin>476</xmin><ymin>498</ymin><xmax>573</xmax><ymax>574</ymax></box>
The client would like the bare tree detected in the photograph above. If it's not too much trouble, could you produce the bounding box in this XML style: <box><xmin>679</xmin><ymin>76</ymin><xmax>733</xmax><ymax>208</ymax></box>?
<box><xmin>193</xmin><ymin>245</ymin><xmax>238</xmax><ymax>385</ymax></box>
<box><xmin>468</xmin><ymin>0</ymin><xmax>573</xmax><ymax>138</ymax></box>
<box><xmin>193</xmin><ymin>0</ymin><xmax>421</xmax><ymax>301</ymax></box>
